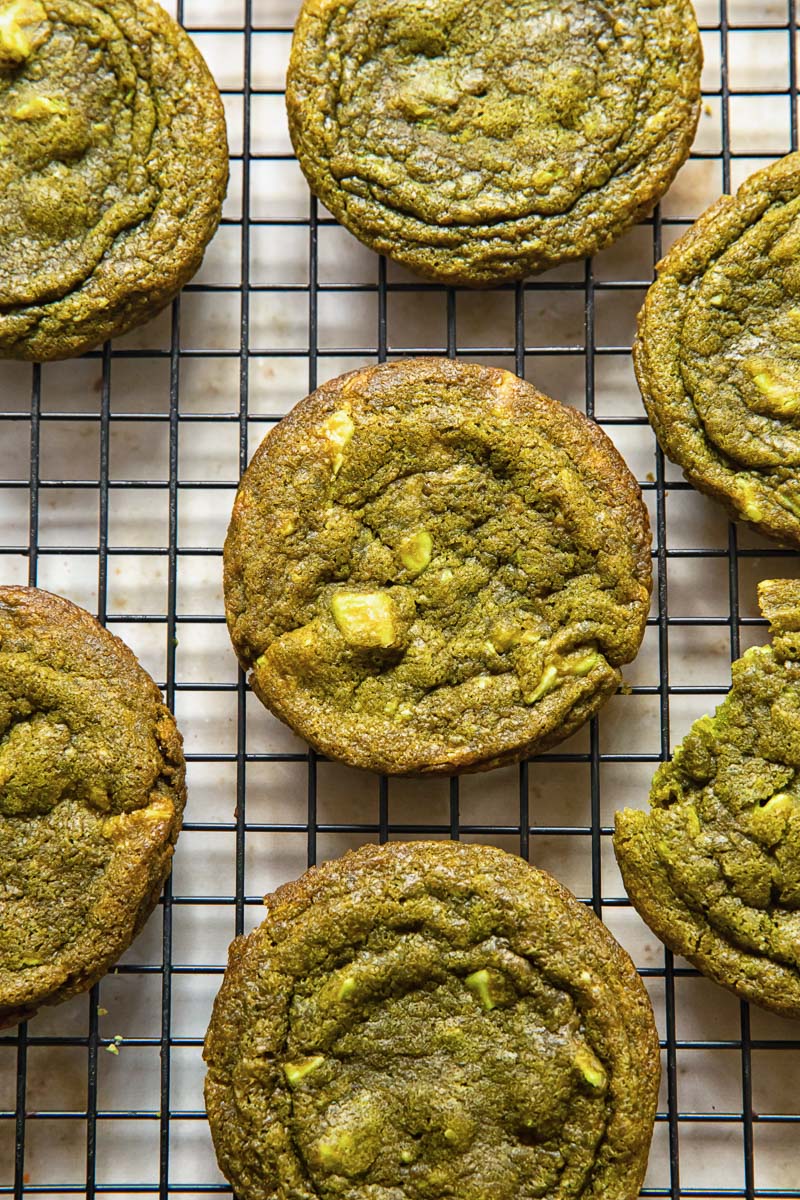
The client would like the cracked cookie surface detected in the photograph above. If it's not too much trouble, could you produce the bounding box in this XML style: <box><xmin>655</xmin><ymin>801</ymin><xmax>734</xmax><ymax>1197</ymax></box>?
<box><xmin>0</xmin><ymin>0</ymin><xmax>228</xmax><ymax>360</ymax></box>
<box><xmin>614</xmin><ymin>579</ymin><xmax>800</xmax><ymax>1019</ymax></box>
<box><xmin>286</xmin><ymin>0</ymin><xmax>701</xmax><ymax>285</ymax></box>
<box><xmin>636</xmin><ymin>153</ymin><xmax>800</xmax><ymax>548</ymax></box>
<box><xmin>0</xmin><ymin>586</ymin><xmax>186</xmax><ymax>1026</ymax></box>
<box><xmin>224</xmin><ymin>358</ymin><xmax>652</xmax><ymax>775</ymax></box>
<box><xmin>204</xmin><ymin>840</ymin><xmax>660</xmax><ymax>1200</ymax></box>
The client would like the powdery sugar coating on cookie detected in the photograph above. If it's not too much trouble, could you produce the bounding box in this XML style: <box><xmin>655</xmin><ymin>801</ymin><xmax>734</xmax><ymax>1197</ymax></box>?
<box><xmin>287</xmin><ymin>0</ymin><xmax>701</xmax><ymax>285</ymax></box>
<box><xmin>0</xmin><ymin>586</ymin><xmax>186</xmax><ymax>1026</ymax></box>
<box><xmin>224</xmin><ymin>359</ymin><xmax>652</xmax><ymax>775</ymax></box>
<box><xmin>636</xmin><ymin>152</ymin><xmax>800</xmax><ymax>548</ymax></box>
<box><xmin>204</xmin><ymin>841</ymin><xmax>660</xmax><ymax>1200</ymax></box>
<box><xmin>615</xmin><ymin>579</ymin><xmax>800</xmax><ymax>1019</ymax></box>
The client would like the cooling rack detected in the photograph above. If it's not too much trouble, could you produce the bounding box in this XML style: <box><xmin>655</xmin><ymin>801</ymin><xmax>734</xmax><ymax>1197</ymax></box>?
<box><xmin>2</xmin><ymin>0</ymin><xmax>800</xmax><ymax>1194</ymax></box>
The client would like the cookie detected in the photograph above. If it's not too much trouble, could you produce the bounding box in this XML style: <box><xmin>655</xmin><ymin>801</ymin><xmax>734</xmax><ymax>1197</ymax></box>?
<box><xmin>204</xmin><ymin>840</ymin><xmax>661</xmax><ymax>1200</ymax></box>
<box><xmin>0</xmin><ymin>586</ymin><xmax>186</xmax><ymax>1026</ymax></box>
<box><xmin>0</xmin><ymin>0</ymin><xmax>228</xmax><ymax>361</ymax></box>
<box><xmin>286</xmin><ymin>0</ymin><xmax>702</xmax><ymax>286</ymax></box>
<box><xmin>224</xmin><ymin>358</ymin><xmax>652</xmax><ymax>775</ymax></box>
<box><xmin>636</xmin><ymin>152</ymin><xmax>800</xmax><ymax>548</ymax></box>
<box><xmin>614</xmin><ymin>579</ymin><xmax>800</xmax><ymax>1019</ymax></box>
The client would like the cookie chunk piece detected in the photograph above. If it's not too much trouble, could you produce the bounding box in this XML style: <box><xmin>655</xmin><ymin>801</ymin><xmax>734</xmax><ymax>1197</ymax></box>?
<box><xmin>615</xmin><ymin>579</ymin><xmax>800</xmax><ymax>1018</ymax></box>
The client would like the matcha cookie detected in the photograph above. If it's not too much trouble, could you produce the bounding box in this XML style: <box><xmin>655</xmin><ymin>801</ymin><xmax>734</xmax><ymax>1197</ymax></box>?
<box><xmin>224</xmin><ymin>358</ymin><xmax>652</xmax><ymax>775</ymax></box>
<box><xmin>636</xmin><ymin>153</ymin><xmax>800</xmax><ymax>548</ymax></box>
<box><xmin>0</xmin><ymin>586</ymin><xmax>186</xmax><ymax>1026</ymax></box>
<box><xmin>204</xmin><ymin>840</ymin><xmax>661</xmax><ymax>1200</ymax></box>
<box><xmin>0</xmin><ymin>0</ymin><xmax>228</xmax><ymax>361</ymax></box>
<box><xmin>286</xmin><ymin>0</ymin><xmax>702</xmax><ymax>286</ymax></box>
<box><xmin>614</xmin><ymin>579</ymin><xmax>800</xmax><ymax>1019</ymax></box>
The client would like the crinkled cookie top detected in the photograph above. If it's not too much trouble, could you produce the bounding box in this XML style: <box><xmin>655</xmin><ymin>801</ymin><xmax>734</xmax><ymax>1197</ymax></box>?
<box><xmin>636</xmin><ymin>152</ymin><xmax>800</xmax><ymax>547</ymax></box>
<box><xmin>287</xmin><ymin>0</ymin><xmax>701</xmax><ymax>284</ymax></box>
<box><xmin>0</xmin><ymin>586</ymin><xmax>185</xmax><ymax>1025</ymax></box>
<box><xmin>204</xmin><ymin>840</ymin><xmax>660</xmax><ymax>1200</ymax></box>
<box><xmin>0</xmin><ymin>0</ymin><xmax>228</xmax><ymax>360</ymax></box>
<box><xmin>224</xmin><ymin>359</ymin><xmax>652</xmax><ymax>774</ymax></box>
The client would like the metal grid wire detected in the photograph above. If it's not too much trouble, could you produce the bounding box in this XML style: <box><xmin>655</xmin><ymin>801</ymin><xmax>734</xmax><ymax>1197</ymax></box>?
<box><xmin>2</xmin><ymin>0</ymin><xmax>800</xmax><ymax>1194</ymax></box>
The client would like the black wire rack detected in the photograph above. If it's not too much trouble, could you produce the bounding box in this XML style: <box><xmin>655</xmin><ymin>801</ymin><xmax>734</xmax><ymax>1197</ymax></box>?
<box><xmin>2</xmin><ymin>0</ymin><xmax>800</xmax><ymax>1195</ymax></box>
